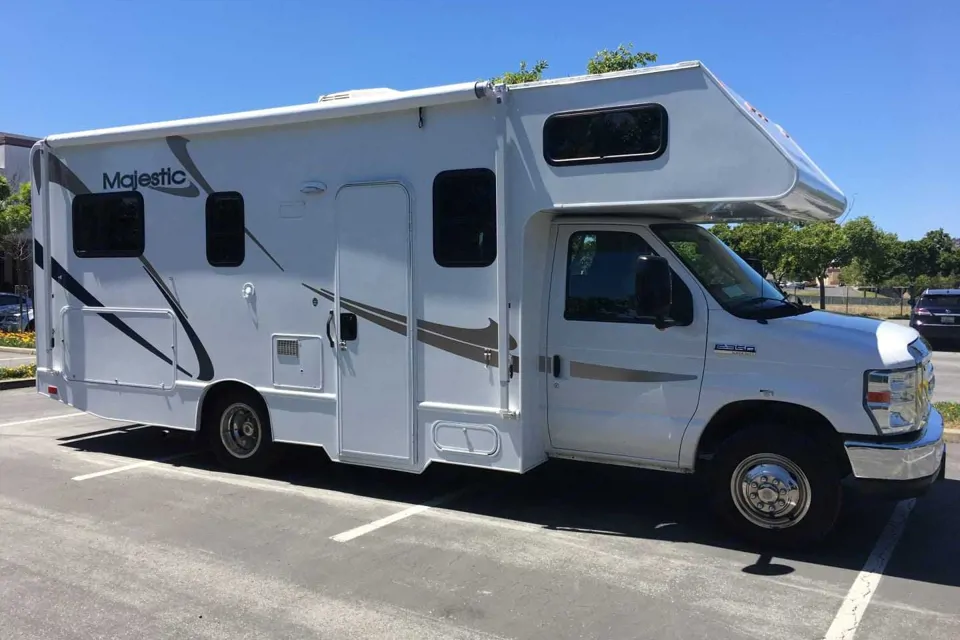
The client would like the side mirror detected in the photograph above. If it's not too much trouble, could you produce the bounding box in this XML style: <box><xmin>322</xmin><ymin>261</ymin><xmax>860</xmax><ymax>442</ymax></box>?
<box><xmin>743</xmin><ymin>257</ymin><xmax>765</xmax><ymax>276</ymax></box>
<box><xmin>635</xmin><ymin>255</ymin><xmax>672</xmax><ymax>328</ymax></box>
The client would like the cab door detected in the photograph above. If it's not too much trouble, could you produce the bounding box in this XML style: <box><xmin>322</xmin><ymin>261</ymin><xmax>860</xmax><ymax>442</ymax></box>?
<box><xmin>545</xmin><ymin>224</ymin><xmax>708</xmax><ymax>464</ymax></box>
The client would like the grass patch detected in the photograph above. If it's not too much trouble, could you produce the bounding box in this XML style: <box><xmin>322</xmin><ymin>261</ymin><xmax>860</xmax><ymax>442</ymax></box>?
<box><xmin>935</xmin><ymin>402</ymin><xmax>960</xmax><ymax>429</ymax></box>
<box><xmin>0</xmin><ymin>363</ymin><xmax>36</xmax><ymax>380</ymax></box>
<box><xmin>0</xmin><ymin>332</ymin><xmax>36</xmax><ymax>349</ymax></box>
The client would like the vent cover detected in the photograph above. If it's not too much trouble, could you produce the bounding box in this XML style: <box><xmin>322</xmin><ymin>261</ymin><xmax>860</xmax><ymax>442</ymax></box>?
<box><xmin>276</xmin><ymin>338</ymin><xmax>299</xmax><ymax>358</ymax></box>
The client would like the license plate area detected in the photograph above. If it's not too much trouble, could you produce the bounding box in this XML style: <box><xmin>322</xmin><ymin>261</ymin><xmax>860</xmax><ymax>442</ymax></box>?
<box><xmin>943</xmin><ymin>316</ymin><xmax>955</xmax><ymax>324</ymax></box>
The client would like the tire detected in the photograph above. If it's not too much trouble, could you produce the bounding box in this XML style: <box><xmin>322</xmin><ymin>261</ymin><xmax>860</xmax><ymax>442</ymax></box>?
<box><xmin>25</xmin><ymin>320</ymin><xmax>35</xmax><ymax>332</ymax></box>
<box><xmin>205</xmin><ymin>389</ymin><xmax>281</xmax><ymax>475</ymax></box>
<box><xmin>707</xmin><ymin>424</ymin><xmax>842</xmax><ymax>549</ymax></box>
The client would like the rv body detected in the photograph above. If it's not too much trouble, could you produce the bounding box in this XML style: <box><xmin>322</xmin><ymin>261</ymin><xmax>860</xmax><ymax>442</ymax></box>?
<box><xmin>30</xmin><ymin>61</ymin><xmax>945</xmax><ymax>546</ymax></box>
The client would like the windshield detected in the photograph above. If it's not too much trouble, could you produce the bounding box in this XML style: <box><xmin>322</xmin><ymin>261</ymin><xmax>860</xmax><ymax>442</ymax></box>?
<box><xmin>0</xmin><ymin>294</ymin><xmax>24</xmax><ymax>307</ymax></box>
<box><xmin>650</xmin><ymin>223</ymin><xmax>797</xmax><ymax>316</ymax></box>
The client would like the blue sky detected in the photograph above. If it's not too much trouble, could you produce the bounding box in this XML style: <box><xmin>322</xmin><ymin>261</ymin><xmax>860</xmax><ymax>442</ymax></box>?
<box><xmin>4</xmin><ymin>0</ymin><xmax>956</xmax><ymax>240</ymax></box>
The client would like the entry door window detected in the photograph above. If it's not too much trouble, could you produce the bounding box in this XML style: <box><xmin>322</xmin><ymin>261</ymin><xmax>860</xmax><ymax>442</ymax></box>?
<box><xmin>564</xmin><ymin>230</ymin><xmax>692</xmax><ymax>325</ymax></box>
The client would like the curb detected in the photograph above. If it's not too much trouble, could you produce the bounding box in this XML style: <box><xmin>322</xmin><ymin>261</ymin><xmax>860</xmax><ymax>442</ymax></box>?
<box><xmin>0</xmin><ymin>377</ymin><xmax>35</xmax><ymax>391</ymax></box>
<box><xmin>0</xmin><ymin>346</ymin><xmax>36</xmax><ymax>355</ymax></box>
<box><xmin>944</xmin><ymin>429</ymin><xmax>960</xmax><ymax>444</ymax></box>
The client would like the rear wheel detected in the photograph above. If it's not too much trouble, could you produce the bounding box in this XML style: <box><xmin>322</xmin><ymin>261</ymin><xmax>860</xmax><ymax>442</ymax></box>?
<box><xmin>205</xmin><ymin>390</ymin><xmax>281</xmax><ymax>475</ymax></box>
<box><xmin>708</xmin><ymin>424</ymin><xmax>842</xmax><ymax>549</ymax></box>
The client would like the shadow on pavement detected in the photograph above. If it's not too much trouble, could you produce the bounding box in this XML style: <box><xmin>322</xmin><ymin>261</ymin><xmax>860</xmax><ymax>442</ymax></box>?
<box><xmin>60</xmin><ymin>425</ymin><xmax>959</xmax><ymax>590</ymax></box>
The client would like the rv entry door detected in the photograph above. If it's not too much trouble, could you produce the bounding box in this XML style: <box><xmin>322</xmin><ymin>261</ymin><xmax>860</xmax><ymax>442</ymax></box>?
<box><xmin>545</xmin><ymin>224</ymin><xmax>707</xmax><ymax>464</ymax></box>
<box><xmin>334</xmin><ymin>182</ymin><xmax>415</xmax><ymax>468</ymax></box>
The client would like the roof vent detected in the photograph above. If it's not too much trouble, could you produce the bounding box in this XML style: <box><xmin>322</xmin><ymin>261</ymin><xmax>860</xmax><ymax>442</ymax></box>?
<box><xmin>317</xmin><ymin>88</ymin><xmax>400</xmax><ymax>103</ymax></box>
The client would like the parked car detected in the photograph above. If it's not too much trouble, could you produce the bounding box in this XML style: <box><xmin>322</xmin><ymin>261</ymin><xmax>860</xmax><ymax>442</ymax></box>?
<box><xmin>910</xmin><ymin>288</ymin><xmax>960</xmax><ymax>347</ymax></box>
<box><xmin>0</xmin><ymin>293</ymin><xmax>34</xmax><ymax>332</ymax></box>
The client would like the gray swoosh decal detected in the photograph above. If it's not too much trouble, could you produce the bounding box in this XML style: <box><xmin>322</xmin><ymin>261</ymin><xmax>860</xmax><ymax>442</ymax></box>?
<box><xmin>150</xmin><ymin>183</ymin><xmax>201</xmax><ymax>198</ymax></box>
<box><xmin>569</xmin><ymin>361</ymin><xmax>698</xmax><ymax>383</ymax></box>
<box><xmin>165</xmin><ymin>136</ymin><xmax>215</xmax><ymax>195</ymax></box>
<box><xmin>303</xmin><ymin>284</ymin><xmax>692</xmax><ymax>383</ymax></box>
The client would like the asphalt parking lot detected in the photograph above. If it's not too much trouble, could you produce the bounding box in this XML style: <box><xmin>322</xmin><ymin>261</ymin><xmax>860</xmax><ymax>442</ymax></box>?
<box><xmin>1</xmin><ymin>387</ymin><xmax>958</xmax><ymax>640</ymax></box>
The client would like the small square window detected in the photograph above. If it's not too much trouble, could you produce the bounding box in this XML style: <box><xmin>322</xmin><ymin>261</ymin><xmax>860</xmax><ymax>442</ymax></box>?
<box><xmin>206</xmin><ymin>192</ymin><xmax>245</xmax><ymax>267</ymax></box>
<box><xmin>433</xmin><ymin>168</ymin><xmax>496</xmax><ymax>268</ymax></box>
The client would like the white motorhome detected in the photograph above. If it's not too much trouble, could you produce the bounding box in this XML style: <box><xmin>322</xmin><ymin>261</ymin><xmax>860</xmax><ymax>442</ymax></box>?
<box><xmin>29</xmin><ymin>61</ymin><xmax>944</xmax><ymax>547</ymax></box>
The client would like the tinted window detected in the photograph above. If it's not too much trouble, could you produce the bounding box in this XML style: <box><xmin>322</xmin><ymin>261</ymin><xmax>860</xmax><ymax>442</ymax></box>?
<box><xmin>206</xmin><ymin>192</ymin><xmax>245</xmax><ymax>267</ymax></box>
<box><xmin>433</xmin><ymin>168</ymin><xmax>496</xmax><ymax>268</ymax></box>
<box><xmin>544</xmin><ymin>104</ymin><xmax>667</xmax><ymax>166</ymax></box>
<box><xmin>0</xmin><ymin>294</ymin><xmax>21</xmax><ymax>306</ymax></box>
<box><xmin>920</xmin><ymin>295</ymin><xmax>960</xmax><ymax>307</ymax></box>
<box><xmin>564</xmin><ymin>230</ymin><xmax>692</xmax><ymax>325</ymax></box>
<box><xmin>72</xmin><ymin>191</ymin><xmax>145</xmax><ymax>258</ymax></box>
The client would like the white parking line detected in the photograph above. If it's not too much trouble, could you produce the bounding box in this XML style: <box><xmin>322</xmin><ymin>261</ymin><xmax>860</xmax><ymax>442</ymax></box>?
<box><xmin>72</xmin><ymin>451</ymin><xmax>200</xmax><ymax>481</ymax></box>
<box><xmin>823</xmin><ymin>498</ymin><xmax>917</xmax><ymax>640</ymax></box>
<box><xmin>330</xmin><ymin>487</ymin><xmax>473</xmax><ymax>542</ymax></box>
<box><xmin>0</xmin><ymin>413</ymin><xmax>86</xmax><ymax>429</ymax></box>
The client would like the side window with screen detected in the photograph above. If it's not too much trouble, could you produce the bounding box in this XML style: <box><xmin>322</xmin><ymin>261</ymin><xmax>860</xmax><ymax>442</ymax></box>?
<box><xmin>72</xmin><ymin>191</ymin><xmax>145</xmax><ymax>258</ymax></box>
<box><xmin>433</xmin><ymin>168</ymin><xmax>497</xmax><ymax>268</ymax></box>
<box><xmin>564</xmin><ymin>230</ymin><xmax>692</xmax><ymax>325</ymax></box>
<box><xmin>544</xmin><ymin>104</ymin><xmax>667</xmax><ymax>166</ymax></box>
<box><xmin>206</xmin><ymin>191</ymin><xmax>245</xmax><ymax>267</ymax></box>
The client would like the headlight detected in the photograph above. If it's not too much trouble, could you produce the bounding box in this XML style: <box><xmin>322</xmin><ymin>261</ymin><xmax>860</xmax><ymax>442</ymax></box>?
<box><xmin>864</xmin><ymin>362</ymin><xmax>933</xmax><ymax>435</ymax></box>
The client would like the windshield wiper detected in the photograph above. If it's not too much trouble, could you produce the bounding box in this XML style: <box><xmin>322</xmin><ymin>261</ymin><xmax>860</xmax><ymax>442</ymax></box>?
<box><xmin>727</xmin><ymin>295</ymin><xmax>812</xmax><ymax>322</ymax></box>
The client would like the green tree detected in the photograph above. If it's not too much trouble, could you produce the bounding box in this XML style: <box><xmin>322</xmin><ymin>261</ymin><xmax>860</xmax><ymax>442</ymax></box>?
<box><xmin>709</xmin><ymin>221</ymin><xmax>798</xmax><ymax>284</ymax></box>
<box><xmin>842</xmin><ymin>216</ymin><xmax>899</xmax><ymax>286</ymax></box>
<box><xmin>586</xmin><ymin>43</ymin><xmax>657</xmax><ymax>74</ymax></box>
<box><xmin>0</xmin><ymin>176</ymin><xmax>33</xmax><ymax>286</ymax></box>
<box><xmin>792</xmin><ymin>222</ymin><xmax>851</xmax><ymax>309</ymax></box>
<box><xmin>492</xmin><ymin>60</ymin><xmax>549</xmax><ymax>85</ymax></box>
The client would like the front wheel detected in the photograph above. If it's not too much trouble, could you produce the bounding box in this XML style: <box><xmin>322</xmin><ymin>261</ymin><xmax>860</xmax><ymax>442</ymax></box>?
<box><xmin>206</xmin><ymin>391</ymin><xmax>281</xmax><ymax>475</ymax></box>
<box><xmin>708</xmin><ymin>425</ymin><xmax>843</xmax><ymax>549</ymax></box>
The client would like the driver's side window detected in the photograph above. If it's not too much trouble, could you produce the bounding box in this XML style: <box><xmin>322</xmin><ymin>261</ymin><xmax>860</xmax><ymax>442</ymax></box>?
<box><xmin>564</xmin><ymin>230</ymin><xmax>693</xmax><ymax>325</ymax></box>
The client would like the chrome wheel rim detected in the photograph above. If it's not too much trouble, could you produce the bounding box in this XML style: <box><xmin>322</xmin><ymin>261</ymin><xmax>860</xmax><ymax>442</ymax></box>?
<box><xmin>219</xmin><ymin>402</ymin><xmax>262</xmax><ymax>459</ymax></box>
<box><xmin>730</xmin><ymin>453</ymin><xmax>812</xmax><ymax>530</ymax></box>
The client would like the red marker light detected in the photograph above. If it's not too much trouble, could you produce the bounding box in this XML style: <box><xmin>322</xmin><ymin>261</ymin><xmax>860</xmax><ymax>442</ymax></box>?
<box><xmin>47</xmin><ymin>386</ymin><xmax>58</xmax><ymax>396</ymax></box>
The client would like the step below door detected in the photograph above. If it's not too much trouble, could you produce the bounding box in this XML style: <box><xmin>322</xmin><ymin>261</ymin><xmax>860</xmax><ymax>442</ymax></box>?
<box><xmin>335</xmin><ymin>182</ymin><xmax>415</xmax><ymax>466</ymax></box>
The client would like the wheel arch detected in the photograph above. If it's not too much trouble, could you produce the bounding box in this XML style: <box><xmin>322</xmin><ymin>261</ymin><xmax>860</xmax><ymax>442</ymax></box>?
<box><xmin>196</xmin><ymin>379</ymin><xmax>272</xmax><ymax>439</ymax></box>
<box><xmin>692</xmin><ymin>399</ymin><xmax>851</xmax><ymax>477</ymax></box>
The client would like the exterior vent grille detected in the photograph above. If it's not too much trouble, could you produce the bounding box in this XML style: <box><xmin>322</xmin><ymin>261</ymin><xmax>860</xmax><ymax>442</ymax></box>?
<box><xmin>276</xmin><ymin>339</ymin><xmax>299</xmax><ymax>358</ymax></box>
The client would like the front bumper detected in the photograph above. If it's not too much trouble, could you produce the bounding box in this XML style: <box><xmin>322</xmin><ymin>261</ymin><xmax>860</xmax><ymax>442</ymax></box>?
<box><xmin>843</xmin><ymin>407</ymin><xmax>946</xmax><ymax>499</ymax></box>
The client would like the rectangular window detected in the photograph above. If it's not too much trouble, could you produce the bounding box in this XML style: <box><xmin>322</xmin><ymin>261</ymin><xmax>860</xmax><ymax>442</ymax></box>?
<box><xmin>206</xmin><ymin>191</ymin><xmax>245</xmax><ymax>267</ymax></box>
<box><xmin>544</xmin><ymin>103</ymin><xmax>667</xmax><ymax>166</ymax></box>
<box><xmin>433</xmin><ymin>168</ymin><xmax>496</xmax><ymax>268</ymax></box>
<box><xmin>565</xmin><ymin>230</ymin><xmax>692</xmax><ymax>325</ymax></box>
<box><xmin>72</xmin><ymin>191</ymin><xmax>145</xmax><ymax>258</ymax></box>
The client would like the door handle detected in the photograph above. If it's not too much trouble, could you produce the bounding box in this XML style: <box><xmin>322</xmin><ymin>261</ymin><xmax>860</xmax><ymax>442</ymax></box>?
<box><xmin>552</xmin><ymin>355</ymin><xmax>561</xmax><ymax>378</ymax></box>
<box><xmin>325</xmin><ymin>310</ymin><xmax>336</xmax><ymax>349</ymax></box>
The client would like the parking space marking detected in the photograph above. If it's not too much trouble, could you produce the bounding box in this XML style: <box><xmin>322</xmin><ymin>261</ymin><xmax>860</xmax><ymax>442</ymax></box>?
<box><xmin>72</xmin><ymin>451</ymin><xmax>201</xmax><ymax>481</ymax></box>
<box><xmin>330</xmin><ymin>487</ymin><xmax>474</xmax><ymax>542</ymax></box>
<box><xmin>823</xmin><ymin>498</ymin><xmax>917</xmax><ymax>640</ymax></box>
<box><xmin>0</xmin><ymin>413</ymin><xmax>87</xmax><ymax>429</ymax></box>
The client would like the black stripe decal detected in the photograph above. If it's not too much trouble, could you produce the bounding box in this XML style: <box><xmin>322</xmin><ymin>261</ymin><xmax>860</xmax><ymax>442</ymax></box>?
<box><xmin>47</xmin><ymin>252</ymin><xmax>193</xmax><ymax>378</ymax></box>
<box><xmin>141</xmin><ymin>257</ymin><xmax>214</xmax><ymax>381</ymax></box>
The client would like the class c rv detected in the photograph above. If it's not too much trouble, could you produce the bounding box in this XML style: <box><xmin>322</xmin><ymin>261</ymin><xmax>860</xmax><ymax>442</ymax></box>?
<box><xmin>29</xmin><ymin>60</ymin><xmax>945</xmax><ymax>547</ymax></box>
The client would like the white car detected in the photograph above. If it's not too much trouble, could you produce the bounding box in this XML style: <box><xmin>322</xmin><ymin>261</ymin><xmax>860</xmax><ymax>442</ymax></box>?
<box><xmin>0</xmin><ymin>293</ymin><xmax>34</xmax><ymax>332</ymax></box>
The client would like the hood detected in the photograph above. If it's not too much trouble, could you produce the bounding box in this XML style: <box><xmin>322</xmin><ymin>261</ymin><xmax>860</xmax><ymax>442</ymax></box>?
<box><xmin>776</xmin><ymin>311</ymin><xmax>921</xmax><ymax>370</ymax></box>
